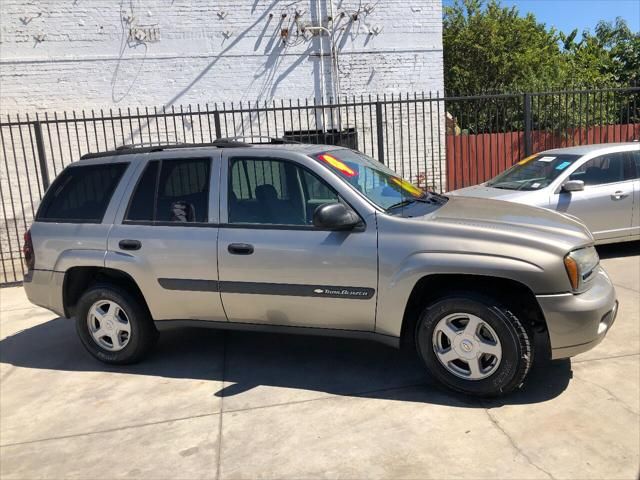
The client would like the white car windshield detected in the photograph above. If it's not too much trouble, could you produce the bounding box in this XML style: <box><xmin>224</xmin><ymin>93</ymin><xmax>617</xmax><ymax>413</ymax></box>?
<box><xmin>486</xmin><ymin>153</ymin><xmax>582</xmax><ymax>191</ymax></box>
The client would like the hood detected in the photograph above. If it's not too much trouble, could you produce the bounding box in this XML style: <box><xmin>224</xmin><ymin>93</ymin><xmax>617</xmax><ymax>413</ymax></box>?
<box><xmin>448</xmin><ymin>184</ymin><xmax>535</xmax><ymax>202</ymax></box>
<box><xmin>425</xmin><ymin>196</ymin><xmax>593</xmax><ymax>246</ymax></box>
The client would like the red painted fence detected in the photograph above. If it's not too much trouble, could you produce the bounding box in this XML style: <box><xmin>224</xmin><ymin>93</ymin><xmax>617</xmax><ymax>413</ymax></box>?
<box><xmin>446</xmin><ymin>123</ymin><xmax>640</xmax><ymax>191</ymax></box>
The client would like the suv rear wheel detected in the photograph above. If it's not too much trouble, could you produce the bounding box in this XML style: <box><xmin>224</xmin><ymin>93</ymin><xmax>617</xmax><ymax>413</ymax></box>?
<box><xmin>75</xmin><ymin>284</ymin><xmax>158</xmax><ymax>364</ymax></box>
<box><xmin>415</xmin><ymin>293</ymin><xmax>533</xmax><ymax>397</ymax></box>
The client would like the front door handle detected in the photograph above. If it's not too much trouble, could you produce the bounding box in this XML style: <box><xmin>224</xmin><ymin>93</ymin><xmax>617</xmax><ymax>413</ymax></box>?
<box><xmin>228</xmin><ymin>243</ymin><xmax>254</xmax><ymax>255</ymax></box>
<box><xmin>611</xmin><ymin>191</ymin><xmax>629</xmax><ymax>200</ymax></box>
<box><xmin>119</xmin><ymin>239</ymin><xmax>142</xmax><ymax>251</ymax></box>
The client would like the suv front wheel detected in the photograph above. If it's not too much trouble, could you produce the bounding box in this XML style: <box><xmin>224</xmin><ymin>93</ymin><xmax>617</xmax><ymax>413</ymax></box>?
<box><xmin>416</xmin><ymin>293</ymin><xmax>533</xmax><ymax>397</ymax></box>
<box><xmin>75</xmin><ymin>284</ymin><xmax>158</xmax><ymax>364</ymax></box>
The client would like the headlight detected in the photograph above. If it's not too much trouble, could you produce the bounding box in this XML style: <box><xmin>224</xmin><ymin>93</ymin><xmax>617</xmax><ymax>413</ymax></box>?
<box><xmin>564</xmin><ymin>246</ymin><xmax>599</xmax><ymax>291</ymax></box>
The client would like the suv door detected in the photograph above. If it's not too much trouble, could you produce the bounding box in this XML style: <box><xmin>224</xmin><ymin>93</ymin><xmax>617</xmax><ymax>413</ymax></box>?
<box><xmin>218</xmin><ymin>152</ymin><xmax>378</xmax><ymax>331</ymax></box>
<box><xmin>552</xmin><ymin>150</ymin><xmax>635</xmax><ymax>241</ymax></box>
<box><xmin>106</xmin><ymin>153</ymin><xmax>226</xmax><ymax>322</ymax></box>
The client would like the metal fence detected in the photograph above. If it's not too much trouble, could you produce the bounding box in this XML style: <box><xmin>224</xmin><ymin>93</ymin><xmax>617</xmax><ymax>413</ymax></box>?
<box><xmin>446</xmin><ymin>87</ymin><xmax>640</xmax><ymax>189</ymax></box>
<box><xmin>1</xmin><ymin>86</ymin><xmax>639</xmax><ymax>285</ymax></box>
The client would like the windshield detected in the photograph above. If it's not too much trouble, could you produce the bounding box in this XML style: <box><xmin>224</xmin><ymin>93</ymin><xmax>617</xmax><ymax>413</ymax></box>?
<box><xmin>486</xmin><ymin>153</ymin><xmax>582</xmax><ymax>191</ymax></box>
<box><xmin>313</xmin><ymin>149</ymin><xmax>445</xmax><ymax>211</ymax></box>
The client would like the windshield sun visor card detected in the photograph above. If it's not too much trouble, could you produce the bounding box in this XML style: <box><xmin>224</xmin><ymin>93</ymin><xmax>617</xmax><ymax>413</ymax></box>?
<box><xmin>537</xmin><ymin>156</ymin><xmax>556</xmax><ymax>162</ymax></box>
<box><xmin>555</xmin><ymin>161</ymin><xmax>571</xmax><ymax>170</ymax></box>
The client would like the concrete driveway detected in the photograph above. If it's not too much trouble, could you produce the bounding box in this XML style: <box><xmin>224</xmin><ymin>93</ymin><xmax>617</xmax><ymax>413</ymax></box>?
<box><xmin>1</xmin><ymin>242</ymin><xmax>638</xmax><ymax>479</ymax></box>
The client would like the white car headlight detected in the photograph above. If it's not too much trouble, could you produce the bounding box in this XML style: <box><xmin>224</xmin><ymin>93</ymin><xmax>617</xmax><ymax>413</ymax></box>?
<box><xmin>564</xmin><ymin>246</ymin><xmax>599</xmax><ymax>291</ymax></box>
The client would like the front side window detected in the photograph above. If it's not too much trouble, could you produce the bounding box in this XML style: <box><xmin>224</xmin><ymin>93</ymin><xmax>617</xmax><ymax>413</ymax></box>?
<box><xmin>301</xmin><ymin>169</ymin><xmax>336</xmax><ymax>203</ymax></box>
<box><xmin>37</xmin><ymin>163</ymin><xmax>128</xmax><ymax>222</ymax></box>
<box><xmin>125</xmin><ymin>158</ymin><xmax>210</xmax><ymax>223</ymax></box>
<box><xmin>228</xmin><ymin>158</ymin><xmax>339</xmax><ymax>226</ymax></box>
<box><xmin>569</xmin><ymin>152</ymin><xmax>628</xmax><ymax>186</ymax></box>
<box><xmin>486</xmin><ymin>153</ymin><xmax>581</xmax><ymax>191</ymax></box>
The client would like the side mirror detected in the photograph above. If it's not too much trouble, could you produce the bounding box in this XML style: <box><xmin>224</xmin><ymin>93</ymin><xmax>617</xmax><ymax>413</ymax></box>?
<box><xmin>561</xmin><ymin>180</ymin><xmax>585</xmax><ymax>193</ymax></box>
<box><xmin>313</xmin><ymin>203</ymin><xmax>360</xmax><ymax>231</ymax></box>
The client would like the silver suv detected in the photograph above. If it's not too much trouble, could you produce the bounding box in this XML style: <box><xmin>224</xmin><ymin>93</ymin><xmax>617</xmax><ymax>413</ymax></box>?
<box><xmin>23</xmin><ymin>140</ymin><xmax>618</xmax><ymax>396</ymax></box>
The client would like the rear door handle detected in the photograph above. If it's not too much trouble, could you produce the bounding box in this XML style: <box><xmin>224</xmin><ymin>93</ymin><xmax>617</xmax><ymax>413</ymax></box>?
<box><xmin>611</xmin><ymin>191</ymin><xmax>629</xmax><ymax>200</ymax></box>
<box><xmin>119</xmin><ymin>239</ymin><xmax>142</xmax><ymax>251</ymax></box>
<box><xmin>228</xmin><ymin>243</ymin><xmax>254</xmax><ymax>255</ymax></box>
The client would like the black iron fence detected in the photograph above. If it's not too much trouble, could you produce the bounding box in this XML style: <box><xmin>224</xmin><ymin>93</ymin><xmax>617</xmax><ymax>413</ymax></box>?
<box><xmin>1</xmin><ymin>86</ymin><xmax>639</xmax><ymax>285</ymax></box>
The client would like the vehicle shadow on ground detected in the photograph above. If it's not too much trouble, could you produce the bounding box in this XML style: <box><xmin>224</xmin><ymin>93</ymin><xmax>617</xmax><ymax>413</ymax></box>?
<box><xmin>0</xmin><ymin>316</ymin><xmax>571</xmax><ymax>408</ymax></box>
<box><xmin>596</xmin><ymin>240</ymin><xmax>639</xmax><ymax>259</ymax></box>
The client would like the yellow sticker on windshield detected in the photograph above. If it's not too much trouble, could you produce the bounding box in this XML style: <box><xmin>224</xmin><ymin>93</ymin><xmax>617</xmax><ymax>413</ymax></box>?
<box><xmin>390</xmin><ymin>177</ymin><xmax>424</xmax><ymax>197</ymax></box>
<box><xmin>518</xmin><ymin>154</ymin><xmax>537</xmax><ymax>166</ymax></box>
<box><xmin>317</xmin><ymin>154</ymin><xmax>357</xmax><ymax>177</ymax></box>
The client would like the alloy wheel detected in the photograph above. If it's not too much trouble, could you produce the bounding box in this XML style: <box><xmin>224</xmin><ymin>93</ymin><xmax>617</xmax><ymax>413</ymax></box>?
<box><xmin>86</xmin><ymin>300</ymin><xmax>131</xmax><ymax>352</ymax></box>
<box><xmin>432</xmin><ymin>312</ymin><xmax>502</xmax><ymax>380</ymax></box>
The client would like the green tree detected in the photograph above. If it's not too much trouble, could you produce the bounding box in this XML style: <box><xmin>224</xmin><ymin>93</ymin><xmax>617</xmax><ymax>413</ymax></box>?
<box><xmin>443</xmin><ymin>1</ymin><xmax>639</xmax><ymax>131</ymax></box>
<box><xmin>443</xmin><ymin>0</ymin><xmax>567</xmax><ymax>95</ymax></box>
<box><xmin>561</xmin><ymin>18</ymin><xmax>640</xmax><ymax>124</ymax></box>
<box><xmin>581</xmin><ymin>18</ymin><xmax>639</xmax><ymax>85</ymax></box>
<box><xmin>444</xmin><ymin>1</ymin><xmax>639</xmax><ymax>93</ymax></box>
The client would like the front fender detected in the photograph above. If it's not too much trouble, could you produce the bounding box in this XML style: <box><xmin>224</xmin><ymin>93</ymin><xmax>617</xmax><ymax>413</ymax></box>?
<box><xmin>375</xmin><ymin>251</ymin><xmax>554</xmax><ymax>337</ymax></box>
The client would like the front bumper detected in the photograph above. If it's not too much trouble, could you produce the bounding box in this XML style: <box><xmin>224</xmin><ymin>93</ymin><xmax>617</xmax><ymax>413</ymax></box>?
<box><xmin>536</xmin><ymin>267</ymin><xmax>617</xmax><ymax>359</ymax></box>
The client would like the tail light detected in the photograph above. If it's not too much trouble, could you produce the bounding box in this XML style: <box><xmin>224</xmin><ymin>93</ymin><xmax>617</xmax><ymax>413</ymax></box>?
<box><xmin>23</xmin><ymin>229</ymin><xmax>35</xmax><ymax>271</ymax></box>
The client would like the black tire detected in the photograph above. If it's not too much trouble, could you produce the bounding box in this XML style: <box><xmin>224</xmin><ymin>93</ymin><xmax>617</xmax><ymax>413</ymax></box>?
<box><xmin>415</xmin><ymin>293</ymin><xmax>533</xmax><ymax>397</ymax></box>
<box><xmin>75</xmin><ymin>283</ymin><xmax>158</xmax><ymax>364</ymax></box>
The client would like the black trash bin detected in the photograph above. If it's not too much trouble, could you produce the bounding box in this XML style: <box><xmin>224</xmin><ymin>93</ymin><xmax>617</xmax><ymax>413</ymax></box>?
<box><xmin>283</xmin><ymin>128</ymin><xmax>358</xmax><ymax>149</ymax></box>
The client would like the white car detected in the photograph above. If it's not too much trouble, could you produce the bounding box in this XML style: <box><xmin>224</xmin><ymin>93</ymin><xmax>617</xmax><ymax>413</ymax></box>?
<box><xmin>449</xmin><ymin>142</ymin><xmax>640</xmax><ymax>244</ymax></box>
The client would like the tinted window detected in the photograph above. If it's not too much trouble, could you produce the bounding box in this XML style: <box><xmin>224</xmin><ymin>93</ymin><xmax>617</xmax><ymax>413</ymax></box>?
<box><xmin>569</xmin><ymin>152</ymin><xmax>627</xmax><ymax>186</ymax></box>
<box><xmin>126</xmin><ymin>161</ymin><xmax>158</xmax><ymax>221</ymax></box>
<box><xmin>630</xmin><ymin>151</ymin><xmax>640</xmax><ymax>179</ymax></box>
<box><xmin>623</xmin><ymin>153</ymin><xmax>636</xmax><ymax>180</ymax></box>
<box><xmin>229</xmin><ymin>158</ymin><xmax>338</xmax><ymax>225</ymax></box>
<box><xmin>125</xmin><ymin>158</ymin><xmax>210</xmax><ymax>223</ymax></box>
<box><xmin>231</xmin><ymin>159</ymin><xmax>288</xmax><ymax>201</ymax></box>
<box><xmin>156</xmin><ymin>159</ymin><xmax>209</xmax><ymax>222</ymax></box>
<box><xmin>301</xmin><ymin>169</ymin><xmax>337</xmax><ymax>202</ymax></box>
<box><xmin>38</xmin><ymin>163</ymin><xmax>127</xmax><ymax>222</ymax></box>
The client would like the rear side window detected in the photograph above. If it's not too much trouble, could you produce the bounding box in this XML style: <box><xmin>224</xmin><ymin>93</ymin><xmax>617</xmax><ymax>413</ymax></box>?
<box><xmin>125</xmin><ymin>158</ymin><xmax>210</xmax><ymax>223</ymax></box>
<box><xmin>631</xmin><ymin>151</ymin><xmax>640</xmax><ymax>179</ymax></box>
<box><xmin>37</xmin><ymin>163</ymin><xmax>128</xmax><ymax>222</ymax></box>
<box><xmin>126</xmin><ymin>161</ymin><xmax>159</xmax><ymax>221</ymax></box>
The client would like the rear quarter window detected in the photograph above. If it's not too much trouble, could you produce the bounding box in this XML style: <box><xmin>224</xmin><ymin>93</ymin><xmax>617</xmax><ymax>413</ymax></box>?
<box><xmin>37</xmin><ymin>163</ymin><xmax>128</xmax><ymax>223</ymax></box>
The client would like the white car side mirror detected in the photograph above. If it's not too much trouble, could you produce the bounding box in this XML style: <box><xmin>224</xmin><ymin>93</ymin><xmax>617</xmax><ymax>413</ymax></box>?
<box><xmin>562</xmin><ymin>180</ymin><xmax>585</xmax><ymax>193</ymax></box>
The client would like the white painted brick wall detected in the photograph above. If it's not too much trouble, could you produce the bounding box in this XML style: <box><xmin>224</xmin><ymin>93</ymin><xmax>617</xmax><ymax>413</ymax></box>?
<box><xmin>0</xmin><ymin>0</ymin><xmax>444</xmax><ymax>113</ymax></box>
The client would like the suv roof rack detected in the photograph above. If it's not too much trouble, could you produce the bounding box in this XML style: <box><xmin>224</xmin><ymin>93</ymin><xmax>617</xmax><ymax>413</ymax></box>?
<box><xmin>80</xmin><ymin>137</ymin><xmax>299</xmax><ymax>160</ymax></box>
<box><xmin>80</xmin><ymin>139</ymin><xmax>246</xmax><ymax>160</ymax></box>
<box><xmin>222</xmin><ymin>136</ymin><xmax>302</xmax><ymax>144</ymax></box>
